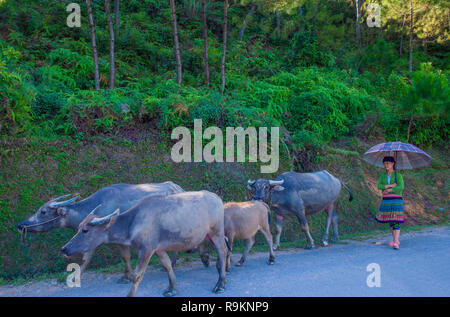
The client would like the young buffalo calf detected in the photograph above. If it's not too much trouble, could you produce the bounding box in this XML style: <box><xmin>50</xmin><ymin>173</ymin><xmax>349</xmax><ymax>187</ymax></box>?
<box><xmin>224</xmin><ymin>201</ymin><xmax>275</xmax><ymax>271</ymax></box>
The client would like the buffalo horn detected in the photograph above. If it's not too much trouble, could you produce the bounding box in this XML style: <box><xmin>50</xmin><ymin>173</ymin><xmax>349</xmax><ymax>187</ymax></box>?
<box><xmin>50</xmin><ymin>195</ymin><xmax>80</xmax><ymax>208</ymax></box>
<box><xmin>77</xmin><ymin>204</ymin><xmax>102</xmax><ymax>231</ymax></box>
<box><xmin>269</xmin><ymin>179</ymin><xmax>284</xmax><ymax>186</ymax></box>
<box><xmin>89</xmin><ymin>208</ymin><xmax>120</xmax><ymax>226</ymax></box>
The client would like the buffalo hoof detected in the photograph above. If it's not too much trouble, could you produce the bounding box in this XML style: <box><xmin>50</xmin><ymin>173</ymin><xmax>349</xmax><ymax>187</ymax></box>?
<box><xmin>117</xmin><ymin>276</ymin><xmax>131</xmax><ymax>284</ymax></box>
<box><xmin>163</xmin><ymin>288</ymin><xmax>178</xmax><ymax>297</ymax></box>
<box><xmin>213</xmin><ymin>286</ymin><xmax>225</xmax><ymax>294</ymax></box>
<box><xmin>200</xmin><ymin>255</ymin><xmax>210</xmax><ymax>268</ymax></box>
<box><xmin>213</xmin><ymin>280</ymin><xmax>226</xmax><ymax>294</ymax></box>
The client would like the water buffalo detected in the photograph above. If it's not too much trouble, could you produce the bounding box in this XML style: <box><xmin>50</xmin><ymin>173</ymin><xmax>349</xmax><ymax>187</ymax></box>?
<box><xmin>247</xmin><ymin>170</ymin><xmax>353</xmax><ymax>249</ymax></box>
<box><xmin>61</xmin><ymin>190</ymin><xmax>227</xmax><ymax>297</ymax></box>
<box><xmin>16</xmin><ymin>182</ymin><xmax>184</xmax><ymax>280</ymax></box>
<box><xmin>223</xmin><ymin>201</ymin><xmax>275</xmax><ymax>272</ymax></box>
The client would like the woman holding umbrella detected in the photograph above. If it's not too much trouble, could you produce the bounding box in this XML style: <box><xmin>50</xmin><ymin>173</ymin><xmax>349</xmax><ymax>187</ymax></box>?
<box><xmin>363</xmin><ymin>142</ymin><xmax>433</xmax><ymax>250</ymax></box>
<box><xmin>376</xmin><ymin>156</ymin><xmax>404</xmax><ymax>249</ymax></box>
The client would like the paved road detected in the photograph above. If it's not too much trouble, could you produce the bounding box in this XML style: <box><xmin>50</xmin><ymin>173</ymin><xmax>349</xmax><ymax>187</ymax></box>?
<box><xmin>1</xmin><ymin>226</ymin><xmax>449</xmax><ymax>297</ymax></box>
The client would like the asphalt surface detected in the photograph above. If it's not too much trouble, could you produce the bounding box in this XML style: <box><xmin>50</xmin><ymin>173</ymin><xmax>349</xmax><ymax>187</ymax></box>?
<box><xmin>1</xmin><ymin>226</ymin><xmax>449</xmax><ymax>297</ymax></box>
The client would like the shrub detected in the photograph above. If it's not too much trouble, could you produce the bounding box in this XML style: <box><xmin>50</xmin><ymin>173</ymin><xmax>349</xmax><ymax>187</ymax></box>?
<box><xmin>0</xmin><ymin>44</ymin><xmax>35</xmax><ymax>133</ymax></box>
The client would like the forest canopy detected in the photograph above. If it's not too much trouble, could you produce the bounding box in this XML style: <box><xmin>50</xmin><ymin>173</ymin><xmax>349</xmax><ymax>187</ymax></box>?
<box><xmin>0</xmin><ymin>0</ymin><xmax>448</xmax><ymax>155</ymax></box>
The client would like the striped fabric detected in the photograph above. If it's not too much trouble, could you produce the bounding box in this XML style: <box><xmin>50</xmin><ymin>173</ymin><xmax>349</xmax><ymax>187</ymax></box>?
<box><xmin>363</xmin><ymin>142</ymin><xmax>432</xmax><ymax>170</ymax></box>
<box><xmin>375</xmin><ymin>196</ymin><xmax>404</xmax><ymax>223</ymax></box>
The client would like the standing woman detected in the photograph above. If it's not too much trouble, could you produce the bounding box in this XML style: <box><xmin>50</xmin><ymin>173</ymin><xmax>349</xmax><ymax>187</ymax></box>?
<box><xmin>375</xmin><ymin>156</ymin><xmax>405</xmax><ymax>249</ymax></box>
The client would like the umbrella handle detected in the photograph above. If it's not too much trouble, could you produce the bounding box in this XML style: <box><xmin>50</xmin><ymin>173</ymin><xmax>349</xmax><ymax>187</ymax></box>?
<box><xmin>395</xmin><ymin>152</ymin><xmax>398</xmax><ymax>184</ymax></box>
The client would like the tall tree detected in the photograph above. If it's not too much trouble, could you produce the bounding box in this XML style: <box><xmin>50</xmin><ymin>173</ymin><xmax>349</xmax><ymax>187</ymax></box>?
<box><xmin>238</xmin><ymin>2</ymin><xmax>256</xmax><ymax>41</ymax></box>
<box><xmin>86</xmin><ymin>0</ymin><xmax>100</xmax><ymax>91</ymax></box>
<box><xmin>399</xmin><ymin>12</ymin><xmax>406</xmax><ymax>57</ymax></box>
<box><xmin>169</xmin><ymin>0</ymin><xmax>182</xmax><ymax>89</ymax></box>
<box><xmin>221</xmin><ymin>0</ymin><xmax>229</xmax><ymax>94</ymax></box>
<box><xmin>275</xmin><ymin>8</ymin><xmax>281</xmax><ymax>37</ymax></box>
<box><xmin>355</xmin><ymin>0</ymin><xmax>362</xmax><ymax>51</ymax></box>
<box><xmin>201</xmin><ymin>0</ymin><xmax>210</xmax><ymax>87</ymax></box>
<box><xmin>409</xmin><ymin>0</ymin><xmax>414</xmax><ymax>72</ymax></box>
<box><xmin>114</xmin><ymin>0</ymin><xmax>120</xmax><ymax>39</ymax></box>
<box><xmin>105</xmin><ymin>0</ymin><xmax>115</xmax><ymax>89</ymax></box>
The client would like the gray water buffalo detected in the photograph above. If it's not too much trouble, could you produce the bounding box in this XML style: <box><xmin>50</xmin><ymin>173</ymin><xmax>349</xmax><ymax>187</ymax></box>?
<box><xmin>223</xmin><ymin>201</ymin><xmax>275</xmax><ymax>272</ymax></box>
<box><xmin>61</xmin><ymin>190</ymin><xmax>227</xmax><ymax>297</ymax></box>
<box><xmin>16</xmin><ymin>182</ymin><xmax>184</xmax><ymax>280</ymax></box>
<box><xmin>247</xmin><ymin>170</ymin><xmax>353</xmax><ymax>249</ymax></box>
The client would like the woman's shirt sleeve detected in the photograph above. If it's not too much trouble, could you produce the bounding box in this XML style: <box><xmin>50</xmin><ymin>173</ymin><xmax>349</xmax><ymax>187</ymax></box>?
<box><xmin>377</xmin><ymin>174</ymin><xmax>385</xmax><ymax>190</ymax></box>
<box><xmin>391</xmin><ymin>172</ymin><xmax>404</xmax><ymax>194</ymax></box>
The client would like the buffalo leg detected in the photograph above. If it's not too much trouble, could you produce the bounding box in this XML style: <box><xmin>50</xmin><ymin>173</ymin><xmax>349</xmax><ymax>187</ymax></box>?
<box><xmin>260</xmin><ymin>221</ymin><xmax>275</xmax><ymax>265</ymax></box>
<box><xmin>225</xmin><ymin>235</ymin><xmax>234</xmax><ymax>272</ymax></box>
<box><xmin>208</xmin><ymin>233</ymin><xmax>227</xmax><ymax>293</ymax></box>
<box><xmin>273</xmin><ymin>215</ymin><xmax>284</xmax><ymax>250</ymax></box>
<box><xmin>236</xmin><ymin>236</ymin><xmax>255</xmax><ymax>267</ymax></box>
<box><xmin>295</xmin><ymin>212</ymin><xmax>314</xmax><ymax>249</ymax></box>
<box><xmin>157</xmin><ymin>250</ymin><xmax>178</xmax><ymax>297</ymax></box>
<box><xmin>322</xmin><ymin>204</ymin><xmax>334</xmax><ymax>246</ymax></box>
<box><xmin>198</xmin><ymin>242</ymin><xmax>210</xmax><ymax>268</ymax></box>
<box><xmin>117</xmin><ymin>245</ymin><xmax>133</xmax><ymax>283</ymax></box>
<box><xmin>170</xmin><ymin>251</ymin><xmax>178</xmax><ymax>268</ymax></box>
<box><xmin>127</xmin><ymin>249</ymin><xmax>154</xmax><ymax>297</ymax></box>
<box><xmin>331</xmin><ymin>208</ymin><xmax>339</xmax><ymax>242</ymax></box>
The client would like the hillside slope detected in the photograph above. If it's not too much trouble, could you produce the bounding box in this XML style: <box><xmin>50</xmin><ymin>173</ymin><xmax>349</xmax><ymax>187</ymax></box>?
<box><xmin>1</xmin><ymin>132</ymin><xmax>448</xmax><ymax>282</ymax></box>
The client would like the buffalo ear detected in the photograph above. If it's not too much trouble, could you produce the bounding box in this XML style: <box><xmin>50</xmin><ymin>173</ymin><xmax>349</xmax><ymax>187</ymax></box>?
<box><xmin>57</xmin><ymin>208</ymin><xmax>67</xmax><ymax>216</ymax></box>
<box><xmin>272</xmin><ymin>185</ymin><xmax>285</xmax><ymax>192</ymax></box>
<box><xmin>106</xmin><ymin>209</ymin><xmax>120</xmax><ymax>228</ymax></box>
<box><xmin>106</xmin><ymin>214</ymin><xmax>118</xmax><ymax>228</ymax></box>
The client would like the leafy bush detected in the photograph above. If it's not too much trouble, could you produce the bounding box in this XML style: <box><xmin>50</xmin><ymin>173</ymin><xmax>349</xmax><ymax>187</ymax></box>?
<box><xmin>0</xmin><ymin>44</ymin><xmax>35</xmax><ymax>133</ymax></box>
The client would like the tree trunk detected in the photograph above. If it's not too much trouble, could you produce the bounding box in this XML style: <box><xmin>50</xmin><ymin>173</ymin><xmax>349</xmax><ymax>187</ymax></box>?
<box><xmin>407</xmin><ymin>116</ymin><xmax>416</xmax><ymax>142</ymax></box>
<box><xmin>275</xmin><ymin>8</ymin><xmax>281</xmax><ymax>37</ymax></box>
<box><xmin>105</xmin><ymin>0</ymin><xmax>115</xmax><ymax>90</ymax></box>
<box><xmin>409</xmin><ymin>0</ymin><xmax>414</xmax><ymax>72</ymax></box>
<box><xmin>399</xmin><ymin>12</ymin><xmax>406</xmax><ymax>57</ymax></box>
<box><xmin>86</xmin><ymin>0</ymin><xmax>100</xmax><ymax>91</ymax></box>
<box><xmin>201</xmin><ymin>0</ymin><xmax>210</xmax><ymax>87</ymax></box>
<box><xmin>221</xmin><ymin>0</ymin><xmax>228</xmax><ymax>95</ymax></box>
<box><xmin>114</xmin><ymin>0</ymin><xmax>120</xmax><ymax>39</ymax></box>
<box><xmin>378</xmin><ymin>0</ymin><xmax>383</xmax><ymax>38</ymax></box>
<box><xmin>169</xmin><ymin>0</ymin><xmax>182</xmax><ymax>89</ymax></box>
<box><xmin>355</xmin><ymin>0</ymin><xmax>362</xmax><ymax>51</ymax></box>
<box><xmin>238</xmin><ymin>2</ymin><xmax>256</xmax><ymax>41</ymax></box>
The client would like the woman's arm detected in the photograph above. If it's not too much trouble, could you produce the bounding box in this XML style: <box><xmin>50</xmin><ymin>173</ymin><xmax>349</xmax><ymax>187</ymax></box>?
<box><xmin>391</xmin><ymin>173</ymin><xmax>404</xmax><ymax>194</ymax></box>
<box><xmin>377</xmin><ymin>174</ymin><xmax>385</xmax><ymax>190</ymax></box>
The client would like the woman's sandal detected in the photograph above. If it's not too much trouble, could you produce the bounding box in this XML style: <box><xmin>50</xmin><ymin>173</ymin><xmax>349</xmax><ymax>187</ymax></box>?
<box><xmin>392</xmin><ymin>243</ymin><xmax>400</xmax><ymax>250</ymax></box>
<box><xmin>387</xmin><ymin>241</ymin><xmax>400</xmax><ymax>247</ymax></box>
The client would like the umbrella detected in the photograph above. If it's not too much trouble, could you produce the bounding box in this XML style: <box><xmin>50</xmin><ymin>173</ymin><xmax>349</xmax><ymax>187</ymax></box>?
<box><xmin>363</xmin><ymin>141</ymin><xmax>433</xmax><ymax>170</ymax></box>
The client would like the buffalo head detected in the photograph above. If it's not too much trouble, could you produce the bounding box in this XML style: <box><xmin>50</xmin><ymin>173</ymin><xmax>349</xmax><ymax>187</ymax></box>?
<box><xmin>247</xmin><ymin>179</ymin><xmax>285</xmax><ymax>203</ymax></box>
<box><xmin>61</xmin><ymin>207</ymin><xmax>119</xmax><ymax>257</ymax></box>
<box><xmin>16</xmin><ymin>194</ymin><xmax>80</xmax><ymax>233</ymax></box>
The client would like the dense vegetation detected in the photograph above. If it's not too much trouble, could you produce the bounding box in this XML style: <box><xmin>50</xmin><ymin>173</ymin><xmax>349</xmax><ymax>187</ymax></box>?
<box><xmin>0</xmin><ymin>0</ymin><xmax>448</xmax><ymax>281</ymax></box>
